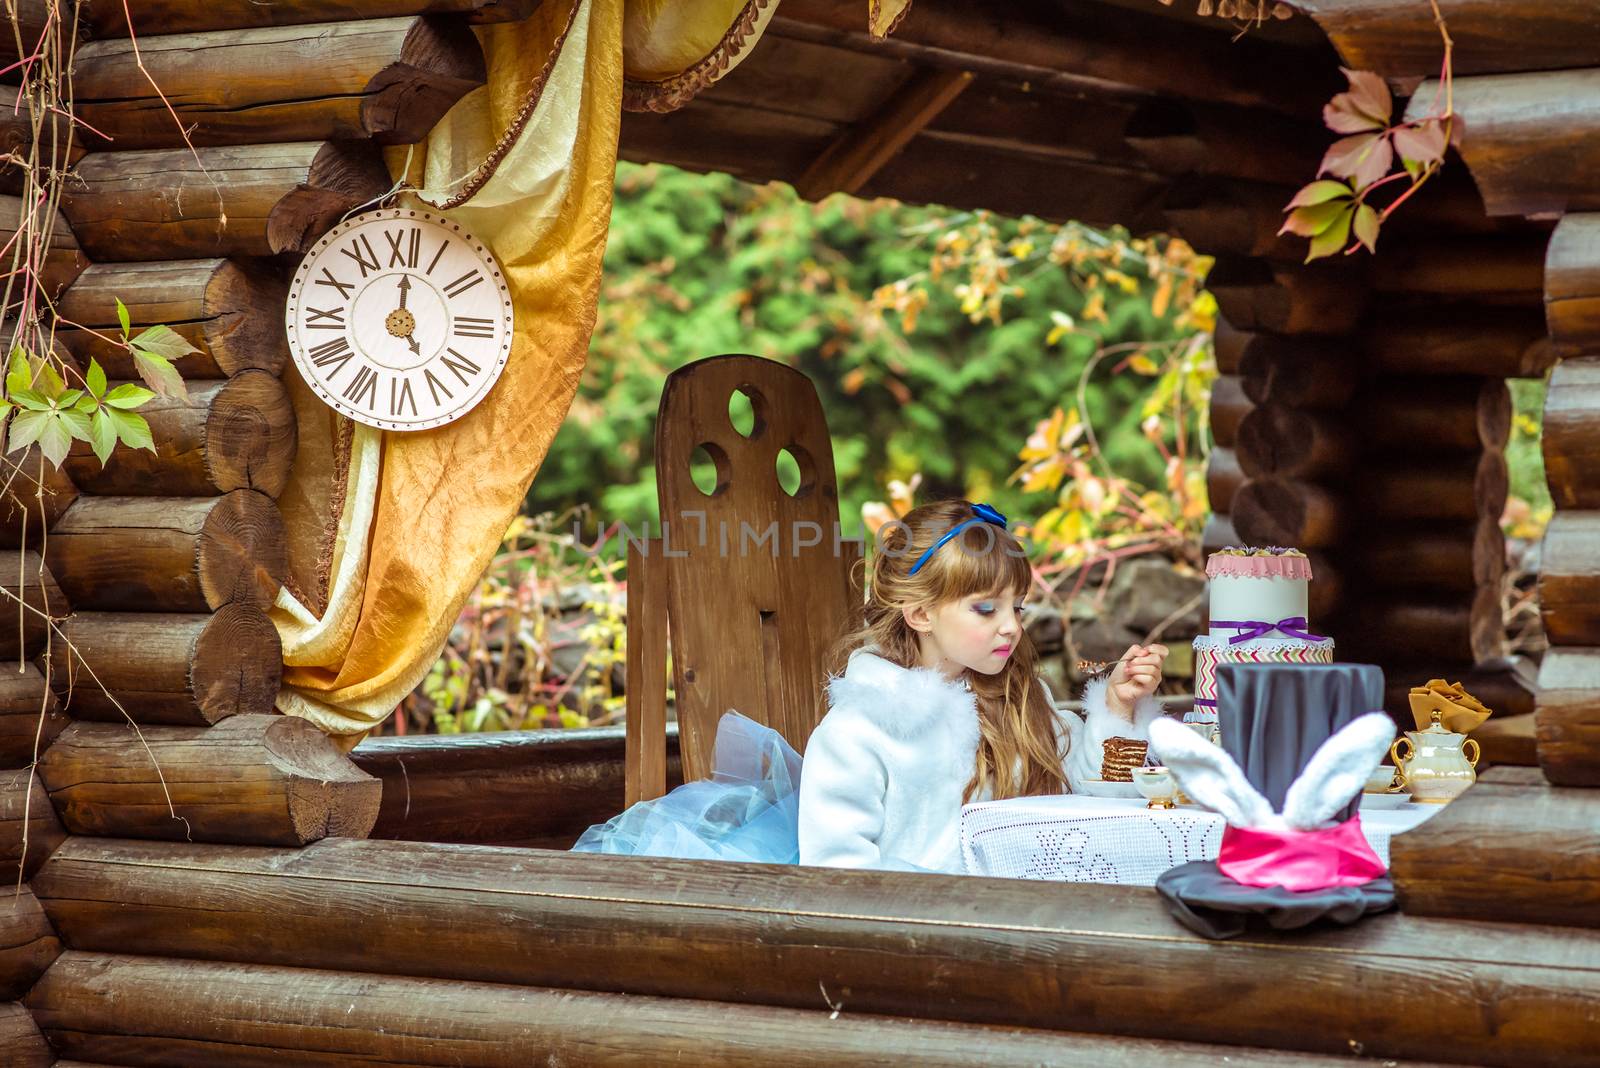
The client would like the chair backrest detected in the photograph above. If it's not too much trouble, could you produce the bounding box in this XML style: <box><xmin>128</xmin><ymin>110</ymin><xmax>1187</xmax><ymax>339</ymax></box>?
<box><xmin>626</xmin><ymin>355</ymin><xmax>861</xmax><ymax>798</ymax></box>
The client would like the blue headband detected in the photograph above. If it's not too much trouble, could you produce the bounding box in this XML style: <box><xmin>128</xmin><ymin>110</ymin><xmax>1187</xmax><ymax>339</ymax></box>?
<box><xmin>908</xmin><ymin>502</ymin><xmax>1008</xmax><ymax>575</ymax></box>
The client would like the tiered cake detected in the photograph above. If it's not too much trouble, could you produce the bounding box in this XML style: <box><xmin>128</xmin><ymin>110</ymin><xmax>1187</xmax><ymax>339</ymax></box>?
<box><xmin>1190</xmin><ymin>547</ymin><xmax>1335</xmax><ymax>726</ymax></box>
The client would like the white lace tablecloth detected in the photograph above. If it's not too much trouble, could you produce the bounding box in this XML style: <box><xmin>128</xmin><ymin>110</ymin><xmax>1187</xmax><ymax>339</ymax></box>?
<box><xmin>960</xmin><ymin>795</ymin><xmax>1440</xmax><ymax>885</ymax></box>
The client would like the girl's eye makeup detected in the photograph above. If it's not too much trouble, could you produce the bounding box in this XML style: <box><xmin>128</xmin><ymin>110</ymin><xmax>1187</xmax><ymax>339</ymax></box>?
<box><xmin>972</xmin><ymin>600</ymin><xmax>1027</xmax><ymax>616</ymax></box>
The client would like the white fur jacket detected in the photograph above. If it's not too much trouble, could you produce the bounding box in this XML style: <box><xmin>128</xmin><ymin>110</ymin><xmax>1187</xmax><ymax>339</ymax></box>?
<box><xmin>797</xmin><ymin>648</ymin><xmax>1165</xmax><ymax>874</ymax></box>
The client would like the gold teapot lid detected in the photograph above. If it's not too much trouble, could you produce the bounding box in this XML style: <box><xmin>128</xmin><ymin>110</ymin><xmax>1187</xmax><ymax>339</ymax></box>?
<box><xmin>1417</xmin><ymin>708</ymin><xmax>1459</xmax><ymax>736</ymax></box>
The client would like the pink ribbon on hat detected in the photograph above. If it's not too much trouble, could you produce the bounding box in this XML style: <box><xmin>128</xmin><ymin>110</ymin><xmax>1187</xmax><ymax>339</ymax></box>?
<box><xmin>1216</xmin><ymin>815</ymin><xmax>1387</xmax><ymax>891</ymax></box>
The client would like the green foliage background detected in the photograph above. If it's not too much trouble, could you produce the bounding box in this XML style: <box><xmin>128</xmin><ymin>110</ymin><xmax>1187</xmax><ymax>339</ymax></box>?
<box><xmin>529</xmin><ymin>163</ymin><xmax>1191</xmax><ymax>535</ymax></box>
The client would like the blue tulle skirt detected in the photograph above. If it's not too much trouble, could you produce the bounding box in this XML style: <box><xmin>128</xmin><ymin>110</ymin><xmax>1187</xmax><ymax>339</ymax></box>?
<box><xmin>572</xmin><ymin>711</ymin><xmax>803</xmax><ymax>863</ymax></box>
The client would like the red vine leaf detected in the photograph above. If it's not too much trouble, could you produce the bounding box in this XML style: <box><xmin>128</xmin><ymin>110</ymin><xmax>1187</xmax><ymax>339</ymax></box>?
<box><xmin>1323</xmin><ymin>68</ymin><xmax>1392</xmax><ymax>133</ymax></box>
<box><xmin>1393</xmin><ymin>119</ymin><xmax>1448</xmax><ymax>167</ymax></box>
<box><xmin>1320</xmin><ymin>131</ymin><xmax>1394</xmax><ymax>189</ymax></box>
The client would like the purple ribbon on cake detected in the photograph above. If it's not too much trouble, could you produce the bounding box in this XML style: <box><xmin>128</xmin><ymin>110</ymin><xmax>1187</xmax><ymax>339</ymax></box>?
<box><xmin>1211</xmin><ymin>617</ymin><xmax>1329</xmax><ymax>645</ymax></box>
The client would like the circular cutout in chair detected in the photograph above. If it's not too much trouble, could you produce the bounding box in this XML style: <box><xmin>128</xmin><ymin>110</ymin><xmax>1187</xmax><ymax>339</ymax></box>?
<box><xmin>775</xmin><ymin>445</ymin><xmax>816</xmax><ymax>498</ymax></box>
<box><xmin>689</xmin><ymin>441</ymin><xmax>731</xmax><ymax>496</ymax></box>
<box><xmin>728</xmin><ymin>385</ymin><xmax>767</xmax><ymax>439</ymax></box>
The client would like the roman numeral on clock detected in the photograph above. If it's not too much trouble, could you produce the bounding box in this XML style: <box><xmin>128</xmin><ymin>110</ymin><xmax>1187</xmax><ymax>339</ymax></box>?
<box><xmin>339</xmin><ymin>234</ymin><xmax>381</xmax><ymax>278</ymax></box>
<box><xmin>304</xmin><ymin>306</ymin><xmax>345</xmax><ymax>330</ymax></box>
<box><xmin>453</xmin><ymin>316</ymin><xmax>495</xmax><ymax>338</ymax></box>
<box><xmin>442</xmin><ymin>269</ymin><xmax>484</xmax><ymax>298</ymax></box>
<box><xmin>386</xmin><ymin>227</ymin><xmax>421</xmax><ymax>269</ymax></box>
<box><xmin>441</xmin><ymin>347</ymin><xmax>481</xmax><ymax>386</ymax></box>
<box><xmin>424</xmin><ymin>367</ymin><xmax>452</xmax><ymax>406</ymax></box>
<box><xmin>343</xmin><ymin>364</ymin><xmax>379</xmax><ymax>410</ymax></box>
<box><xmin>308</xmin><ymin>335</ymin><xmax>352</xmax><ymax>378</ymax></box>
<box><xmin>314</xmin><ymin>267</ymin><xmax>354</xmax><ymax>301</ymax></box>
<box><xmin>390</xmin><ymin>376</ymin><xmax>417</xmax><ymax>418</ymax></box>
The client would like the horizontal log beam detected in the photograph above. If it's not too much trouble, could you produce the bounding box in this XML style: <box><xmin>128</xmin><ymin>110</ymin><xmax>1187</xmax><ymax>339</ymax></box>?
<box><xmin>0</xmin><ymin>664</ymin><xmax>67</xmax><ymax>769</ymax></box>
<box><xmin>1206</xmin><ymin>258</ymin><xmax>1366</xmax><ymax>336</ymax></box>
<box><xmin>0</xmin><ymin>447</ymin><xmax>77</xmax><ymax>550</ymax></box>
<box><xmin>1360</xmin><ymin>518</ymin><xmax>1506</xmax><ymax>594</ymax></box>
<box><xmin>1235</xmin><ymin>404</ymin><xmax>1353</xmax><ymax>480</ymax></box>
<box><xmin>1357</xmin><ymin>376</ymin><xmax>1512</xmax><ymax>454</ymax></box>
<box><xmin>1411</xmin><ymin>70</ymin><xmax>1600</xmax><ymax>219</ymax></box>
<box><xmin>1123</xmin><ymin>100</ymin><xmax>1324</xmax><ymax>187</ymax></box>
<box><xmin>1292</xmin><ymin>0</ymin><xmax>1600</xmax><ymax>79</ymax></box>
<box><xmin>1160</xmin><ymin>179</ymin><xmax>1303</xmax><ymax>261</ymax></box>
<box><xmin>47</xmin><ymin>606</ymin><xmax>281</xmax><ymax>725</ymax></box>
<box><xmin>0</xmin><ymin>999</ymin><xmax>50</xmax><ymax>1068</ymax></box>
<box><xmin>1366</xmin><ymin>310</ymin><xmax>1555</xmax><ymax>378</ymax></box>
<box><xmin>1361</xmin><ymin>452</ymin><xmax>1508</xmax><ymax>523</ymax></box>
<box><xmin>1212</xmin><ymin>319</ymin><xmax>1249</xmax><ymax>374</ymax></box>
<box><xmin>1236</xmin><ymin>333</ymin><xmax>1358</xmax><ymax>409</ymax></box>
<box><xmin>0</xmin><ymin>769</ymin><xmax>64</xmax><ymax>884</ymax></box>
<box><xmin>57</xmin><ymin>259</ymin><xmax>290</xmax><ymax>379</ymax></box>
<box><xmin>1546</xmin><ymin>213</ymin><xmax>1600</xmax><ymax>357</ymax></box>
<box><xmin>64</xmin><ymin>371</ymin><xmax>296</xmax><ymax>499</ymax></box>
<box><xmin>29</xmin><ymin>837</ymin><xmax>1600</xmax><ymax>1067</ymax></box>
<box><xmin>1542</xmin><ymin>356</ymin><xmax>1600</xmax><ymax>511</ymax></box>
<box><xmin>1380</xmin><ymin>658</ymin><xmax>1538</xmax><ymax>723</ymax></box>
<box><xmin>1208</xmin><ymin>374</ymin><xmax>1249</xmax><ymax>449</ymax></box>
<box><xmin>350</xmin><ymin>725</ymin><xmax>682</xmax><ymax>849</ymax></box>
<box><xmin>1201</xmin><ymin>512</ymin><xmax>1238</xmax><ymax>556</ymax></box>
<box><xmin>1232</xmin><ymin>477</ymin><xmax>1340</xmax><ymax>548</ymax></box>
<box><xmin>0</xmin><ymin>195</ymin><xmax>86</xmax><ymax>302</ymax></box>
<box><xmin>1204</xmin><ymin>447</ymin><xmax>1243</xmax><ymax>514</ymax></box>
<box><xmin>46</xmin><ymin>492</ymin><xmax>286</xmax><ymax>613</ymax></box>
<box><xmin>1339</xmin><ymin>592</ymin><xmax>1504</xmax><ymax>664</ymax></box>
<box><xmin>77</xmin><ymin>17</ymin><xmax>485</xmax><ymax>150</ymax></box>
<box><xmin>24</xmin><ymin>950</ymin><xmax>1443</xmax><ymax>1068</ymax></box>
<box><xmin>0</xmin><ymin>883</ymin><xmax>57</xmax><ymax>1001</ymax></box>
<box><xmin>0</xmin><ymin>86</ymin><xmax>83</xmax><ymax>195</ymax></box>
<box><xmin>1537</xmin><ymin>647</ymin><xmax>1600</xmax><ymax>786</ymax></box>
<box><xmin>62</xmin><ymin>141</ymin><xmax>390</xmax><ymax>260</ymax></box>
<box><xmin>1391</xmin><ymin>768</ymin><xmax>1600</xmax><ymax>929</ymax></box>
<box><xmin>39</xmin><ymin>715</ymin><xmax>378</xmax><ymax>846</ymax></box>
<box><xmin>1369</xmin><ymin>236</ymin><xmax>1548</xmax><ymax>305</ymax></box>
<box><xmin>83</xmin><ymin>0</ymin><xmax>543</xmax><ymax>36</ymax></box>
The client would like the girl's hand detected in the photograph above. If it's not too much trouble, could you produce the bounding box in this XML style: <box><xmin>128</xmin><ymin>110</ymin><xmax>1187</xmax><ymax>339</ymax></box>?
<box><xmin>1107</xmin><ymin>643</ymin><xmax>1168</xmax><ymax>719</ymax></box>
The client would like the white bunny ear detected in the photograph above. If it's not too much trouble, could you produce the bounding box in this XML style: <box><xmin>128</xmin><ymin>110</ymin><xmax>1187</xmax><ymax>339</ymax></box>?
<box><xmin>1280</xmin><ymin>712</ymin><xmax>1396</xmax><ymax>831</ymax></box>
<box><xmin>1148</xmin><ymin>718</ymin><xmax>1275</xmax><ymax>829</ymax></box>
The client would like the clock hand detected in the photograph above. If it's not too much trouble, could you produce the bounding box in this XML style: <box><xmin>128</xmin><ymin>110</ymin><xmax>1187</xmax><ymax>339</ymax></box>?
<box><xmin>396</xmin><ymin>275</ymin><xmax>410</xmax><ymax>310</ymax></box>
<box><xmin>406</xmin><ymin>335</ymin><xmax>420</xmax><ymax>356</ymax></box>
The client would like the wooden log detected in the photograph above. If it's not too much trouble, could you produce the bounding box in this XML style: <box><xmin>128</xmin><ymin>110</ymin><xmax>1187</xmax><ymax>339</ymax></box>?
<box><xmin>1232</xmin><ymin>478</ymin><xmax>1340</xmax><ymax>548</ymax></box>
<box><xmin>1234</xmin><ymin>404</ymin><xmax>1354</xmax><ymax>480</ymax></box>
<box><xmin>1370</xmin><ymin>236</ymin><xmax>1548</xmax><ymax>305</ymax></box>
<box><xmin>1123</xmin><ymin>100</ymin><xmax>1324</xmax><ymax>187</ymax></box>
<box><xmin>1361</xmin><ymin>518</ymin><xmax>1506</xmax><ymax>593</ymax></box>
<box><xmin>0</xmin><ymin>447</ymin><xmax>77</xmax><ymax>550</ymax></box>
<box><xmin>352</xmin><ymin>725</ymin><xmax>683</xmax><ymax>850</ymax></box>
<box><xmin>1362</xmin><ymin>452</ymin><xmax>1508</xmax><ymax>523</ymax></box>
<box><xmin>1382</xmin><ymin>658</ymin><xmax>1539</xmax><ymax>724</ymax></box>
<box><xmin>1342</xmin><ymin>593</ymin><xmax>1505</xmax><ymax>665</ymax></box>
<box><xmin>1538</xmin><ymin>647</ymin><xmax>1600</xmax><ymax>786</ymax></box>
<box><xmin>83</xmin><ymin>0</ymin><xmax>543</xmax><ymax>36</ymax></box>
<box><xmin>0</xmin><ymin>0</ymin><xmax>49</xmax><ymax>69</ymax></box>
<box><xmin>0</xmin><ymin>86</ymin><xmax>84</xmax><ymax>195</ymax></box>
<box><xmin>0</xmin><ymin>664</ymin><xmax>68</xmax><ymax>769</ymax></box>
<box><xmin>46</xmin><ymin>492</ymin><xmax>286</xmax><ymax>613</ymax></box>
<box><xmin>1201</xmin><ymin>512</ymin><xmax>1238</xmax><ymax>557</ymax></box>
<box><xmin>1208</xmin><ymin>374</ymin><xmax>1249</xmax><ymax>449</ymax></box>
<box><xmin>1293</xmin><ymin>0</ymin><xmax>1600</xmax><ymax>80</ymax></box>
<box><xmin>0</xmin><ymin>769</ymin><xmax>64</xmax><ymax>884</ymax></box>
<box><xmin>1304</xmin><ymin>550</ymin><xmax>1342</xmax><ymax>623</ymax></box>
<box><xmin>1160</xmin><ymin>179</ymin><xmax>1304</xmax><ymax>260</ymax></box>
<box><xmin>1236</xmin><ymin>334</ymin><xmax>1358</xmax><ymax>409</ymax></box>
<box><xmin>0</xmin><ymin>551</ymin><xmax>65</xmax><ymax>662</ymax></box>
<box><xmin>1212</xmin><ymin>318</ymin><xmax>1249</xmax><ymax>375</ymax></box>
<box><xmin>1408</xmin><ymin>71</ymin><xmax>1600</xmax><ymax>219</ymax></box>
<box><xmin>40</xmin><ymin>715</ymin><xmax>379</xmax><ymax>845</ymax></box>
<box><xmin>31</xmin><ymin>837</ymin><xmax>1600</xmax><ymax>1068</ymax></box>
<box><xmin>61</xmin><ymin>141</ymin><xmax>390</xmax><ymax>260</ymax></box>
<box><xmin>1547</xmin><ymin>213</ymin><xmax>1600</xmax><ymax>357</ymax></box>
<box><xmin>0</xmin><ymin>1000</ymin><xmax>50</xmax><ymax>1068</ymax></box>
<box><xmin>1358</xmin><ymin>377</ymin><xmax>1512</xmax><ymax>454</ymax></box>
<box><xmin>1204</xmin><ymin>448</ymin><xmax>1244</xmax><ymax>514</ymax></box>
<box><xmin>0</xmin><ymin>195</ymin><xmax>86</xmax><ymax>302</ymax></box>
<box><xmin>1541</xmin><ymin>510</ymin><xmax>1600</xmax><ymax>646</ymax></box>
<box><xmin>0</xmin><ymin>884</ymin><xmax>58</xmax><ymax>1001</ymax></box>
<box><xmin>25</xmin><ymin>952</ymin><xmax>1442</xmax><ymax>1068</ymax></box>
<box><xmin>775</xmin><ymin>0</ymin><xmax>1337</xmax><ymax>116</ymax></box>
<box><xmin>57</xmin><ymin>259</ymin><xmax>290</xmax><ymax>379</ymax></box>
<box><xmin>1545</xmin><ymin>356</ymin><xmax>1600</xmax><ymax>511</ymax></box>
<box><xmin>77</xmin><ymin>18</ymin><xmax>485</xmax><ymax>150</ymax></box>
<box><xmin>47</xmin><ymin>606</ymin><xmax>281</xmax><ymax>726</ymax></box>
<box><xmin>63</xmin><ymin>371</ymin><xmax>297</xmax><ymax>499</ymax></box>
<box><xmin>1206</xmin><ymin>258</ymin><xmax>1366</xmax><ymax>336</ymax></box>
<box><xmin>1366</xmin><ymin>310</ymin><xmax>1555</xmax><ymax>379</ymax></box>
<box><xmin>1391</xmin><ymin>768</ymin><xmax>1600</xmax><ymax>929</ymax></box>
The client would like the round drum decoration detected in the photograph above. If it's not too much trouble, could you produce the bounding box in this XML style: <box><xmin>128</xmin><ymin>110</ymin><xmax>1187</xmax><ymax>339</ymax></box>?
<box><xmin>286</xmin><ymin>207</ymin><xmax>514</xmax><ymax>431</ymax></box>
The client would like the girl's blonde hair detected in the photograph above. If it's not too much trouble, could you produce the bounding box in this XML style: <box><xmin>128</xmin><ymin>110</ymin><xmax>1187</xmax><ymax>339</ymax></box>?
<box><xmin>825</xmin><ymin>498</ymin><xmax>1067</xmax><ymax>802</ymax></box>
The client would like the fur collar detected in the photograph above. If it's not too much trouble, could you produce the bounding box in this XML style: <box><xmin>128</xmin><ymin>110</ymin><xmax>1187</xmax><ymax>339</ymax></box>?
<box><xmin>826</xmin><ymin>647</ymin><xmax>981</xmax><ymax>744</ymax></box>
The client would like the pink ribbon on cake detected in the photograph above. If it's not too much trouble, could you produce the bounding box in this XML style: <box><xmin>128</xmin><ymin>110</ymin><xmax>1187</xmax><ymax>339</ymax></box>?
<box><xmin>1211</xmin><ymin>617</ymin><xmax>1329</xmax><ymax>645</ymax></box>
<box><xmin>1216</xmin><ymin>816</ymin><xmax>1387</xmax><ymax>891</ymax></box>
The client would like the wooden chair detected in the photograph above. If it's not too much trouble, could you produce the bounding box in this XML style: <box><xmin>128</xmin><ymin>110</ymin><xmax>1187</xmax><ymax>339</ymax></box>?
<box><xmin>625</xmin><ymin>355</ymin><xmax>862</xmax><ymax>804</ymax></box>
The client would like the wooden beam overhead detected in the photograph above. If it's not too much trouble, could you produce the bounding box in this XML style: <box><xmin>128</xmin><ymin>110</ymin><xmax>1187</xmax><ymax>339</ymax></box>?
<box><xmin>795</xmin><ymin>68</ymin><xmax>974</xmax><ymax>201</ymax></box>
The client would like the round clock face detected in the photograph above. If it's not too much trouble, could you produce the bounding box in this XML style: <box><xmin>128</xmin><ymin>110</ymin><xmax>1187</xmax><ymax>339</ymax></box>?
<box><xmin>286</xmin><ymin>207</ymin><xmax>514</xmax><ymax>432</ymax></box>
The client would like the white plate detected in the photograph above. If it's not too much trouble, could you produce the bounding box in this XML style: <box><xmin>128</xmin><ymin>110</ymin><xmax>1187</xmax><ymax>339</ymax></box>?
<box><xmin>1360</xmin><ymin>791</ymin><xmax>1412</xmax><ymax>810</ymax></box>
<box><xmin>1075</xmin><ymin>778</ymin><xmax>1143</xmax><ymax>799</ymax></box>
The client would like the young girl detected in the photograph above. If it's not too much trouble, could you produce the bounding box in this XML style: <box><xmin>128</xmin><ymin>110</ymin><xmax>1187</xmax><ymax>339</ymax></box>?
<box><xmin>798</xmin><ymin>498</ymin><xmax>1168</xmax><ymax>873</ymax></box>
